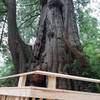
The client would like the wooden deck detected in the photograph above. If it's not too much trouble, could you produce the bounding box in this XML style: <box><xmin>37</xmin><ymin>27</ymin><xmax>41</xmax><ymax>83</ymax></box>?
<box><xmin>0</xmin><ymin>71</ymin><xmax>100</xmax><ymax>100</ymax></box>
<box><xmin>0</xmin><ymin>87</ymin><xmax>100</xmax><ymax>100</ymax></box>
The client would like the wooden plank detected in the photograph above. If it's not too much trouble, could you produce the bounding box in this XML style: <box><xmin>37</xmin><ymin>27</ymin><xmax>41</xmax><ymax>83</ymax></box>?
<box><xmin>15</xmin><ymin>97</ymin><xmax>20</xmax><ymax>100</ymax></box>
<box><xmin>1</xmin><ymin>96</ymin><xmax>6</xmax><ymax>100</ymax></box>
<box><xmin>7</xmin><ymin>96</ymin><xmax>13</xmax><ymax>100</ymax></box>
<box><xmin>0</xmin><ymin>87</ymin><xmax>100</xmax><ymax>100</ymax></box>
<box><xmin>9</xmin><ymin>96</ymin><xmax>15</xmax><ymax>100</ymax></box>
<box><xmin>32</xmin><ymin>97</ymin><xmax>35</xmax><ymax>100</ymax></box>
<box><xmin>18</xmin><ymin>76</ymin><xmax>27</xmax><ymax>87</ymax></box>
<box><xmin>15</xmin><ymin>75</ymin><xmax>27</xmax><ymax>100</ymax></box>
<box><xmin>20</xmin><ymin>97</ymin><xmax>24</xmax><ymax>100</ymax></box>
<box><xmin>7</xmin><ymin>96</ymin><xmax>10</xmax><ymax>100</ymax></box>
<box><xmin>35</xmin><ymin>71</ymin><xmax>100</xmax><ymax>84</ymax></box>
<box><xmin>6</xmin><ymin>96</ymin><xmax>8</xmax><ymax>100</ymax></box>
<box><xmin>48</xmin><ymin>76</ymin><xmax>56</xmax><ymax>89</ymax></box>
<box><xmin>39</xmin><ymin>98</ymin><xmax>43</xmax><ymax>100</ymax></box>
<box><xmin>0</xmin><ymin>71</ymin><xmax>100</xmax><ymax>84</ymax></box>
<box><xmin>25</xmin><ymin>97</ymin><xmax>29</xmax><ymax>100</ymax></box>
<box><xmin>0</xmin><ymin>95</ymin><xmax>2</xmax><ymax>100</ymax></box>
<box><xmin>0</xmin><ymin>87</ymin><xmax>31</xmax><ymax>97</ymax></box>
<box><xmin>47</xmin><ymin>76</ymin><xmax>56</xmax><ymax>100</ymax></box>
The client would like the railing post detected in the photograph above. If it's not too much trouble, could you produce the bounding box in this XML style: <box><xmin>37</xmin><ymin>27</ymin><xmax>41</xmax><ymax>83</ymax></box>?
<box><xmin>15</xmin><ymin>75</ymin><xmax>27</xmax><ymax>100</ymax></box>
<box><xmin>47</xmin><ymin>76</ymin><xmax>56</xmax><ymax>100</ymax></box>
<box><xmin>18</xmin><ymin>75</ymin><xmax>27</xmax><ymax>87</ymax></box>
<box><xmin>48</xmin><ymin>76</ymin><xmax>56</xmax><ymax>89</ymax></box>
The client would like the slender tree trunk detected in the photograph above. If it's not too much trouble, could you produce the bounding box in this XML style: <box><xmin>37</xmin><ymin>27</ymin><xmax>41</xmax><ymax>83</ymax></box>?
<box><xmin>8</xmin><ymin>0</ymin><xmax>34</xmax><ymax>73</ymax></box>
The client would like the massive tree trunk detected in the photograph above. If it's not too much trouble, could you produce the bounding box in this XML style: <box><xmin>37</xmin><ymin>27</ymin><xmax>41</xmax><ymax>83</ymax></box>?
<box><xmin>32</xmin><ymin>0</ymin><xmax>88</xmax><ymax>90</ymax></box>
<box><xmin>8</xmin><ymin>0</ymin><xmax>88</xmax><ymax>90</ymax></box>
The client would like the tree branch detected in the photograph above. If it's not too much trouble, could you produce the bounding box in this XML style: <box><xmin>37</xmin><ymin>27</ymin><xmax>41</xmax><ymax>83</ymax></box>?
<box><xmin>0</xmin><ymin>22</ymin><xmax>5</xmax><ymax>46</ymax></box>
<box><xmin>18</xmin><ymin>13</ymin><xmax>39</xmax><ymax>28</ymax></box>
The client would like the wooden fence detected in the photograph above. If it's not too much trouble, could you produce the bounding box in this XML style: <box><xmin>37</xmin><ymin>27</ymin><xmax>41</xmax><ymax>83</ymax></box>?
<box><xmin>0</xmin><ymin>70</ymin><xmax>100</xmax><ymax>100</ymax></box>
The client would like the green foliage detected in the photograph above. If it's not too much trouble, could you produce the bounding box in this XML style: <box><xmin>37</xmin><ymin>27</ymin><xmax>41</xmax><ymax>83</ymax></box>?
<box><xmin>79</xmin><ymin>11</ymin><xmax>100</xmax><ymax>75</ymax></box>
<box><xmin>0</xmin><ymin>0</ymin><xmax>7</xmax><ymax>16</ymax></box>
<box><xmin>0</xmin><ymin>55</ymin><xmax>16</xmax><ymax>86</ymax></box>
<box><xmin>17</xmin><ymin>0</ymin><xmax>40</xmax><ymax>43</ymax></box>
<box><xmin>78</xmin><ymin>6</ymin><xmax>100</xmax><ymax>92</ymax></box>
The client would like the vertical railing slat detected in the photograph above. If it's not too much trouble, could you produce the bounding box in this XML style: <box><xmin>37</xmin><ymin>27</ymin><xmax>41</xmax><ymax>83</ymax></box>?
<box><xmin>15</xmin><ymin>75</ymin><xmax>27</xmax><ymax>100</ymax></box>
<box><xmin>1</xmin><ymin>96</ymin><xmax>6</xmax><ymax>100</ymax></box>
<box><xmin>32</xmin><ymin>97</ymin><xmax>35</xmax><ymax>100</ymax></box>
<box><xmin>47</xmin><ymin>76</ymin><xmax>56</xmax><ymax>100</ymax></box>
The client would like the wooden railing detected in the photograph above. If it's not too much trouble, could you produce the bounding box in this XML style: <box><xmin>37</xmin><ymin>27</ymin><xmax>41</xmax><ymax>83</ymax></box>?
<box><xmin>0</xmin><ymin>70</ymin><xmax>100</xmax><ymax>100</ymax></box>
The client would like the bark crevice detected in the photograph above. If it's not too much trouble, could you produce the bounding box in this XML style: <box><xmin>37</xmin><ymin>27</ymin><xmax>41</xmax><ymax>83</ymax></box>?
<box><xmin>8</xmin><ymin>0</ymin><xmax>88</xmax><ymax>90</ymax></box>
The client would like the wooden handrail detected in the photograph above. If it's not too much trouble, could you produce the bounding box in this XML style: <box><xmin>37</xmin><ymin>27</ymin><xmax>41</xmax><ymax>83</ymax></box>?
<box><xmin>0</xmin><ymin>71</ymin><xmax>100</xmax><ymax>84</ymax></box>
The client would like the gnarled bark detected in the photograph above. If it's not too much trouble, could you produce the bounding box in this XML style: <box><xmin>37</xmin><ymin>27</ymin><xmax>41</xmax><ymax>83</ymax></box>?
<box><xmin>32</xmin><ymin>0</ymin><xmax>88</xmax><ymax>90</ymax></box>
<box><xmin>8</xmin><ymin>0</ymin><xmax>88</xmax><ymax>90</ymax></box>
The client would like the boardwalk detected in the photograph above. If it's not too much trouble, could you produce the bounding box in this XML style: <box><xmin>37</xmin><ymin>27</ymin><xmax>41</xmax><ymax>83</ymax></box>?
<box><xmin>0</xmin><ymin>71</ymin><xmax>100</xmax><ymax>100</ymax></box>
